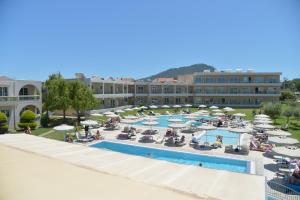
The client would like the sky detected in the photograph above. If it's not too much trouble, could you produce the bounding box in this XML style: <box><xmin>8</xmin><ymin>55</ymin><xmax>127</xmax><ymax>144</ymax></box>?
<box><xmin>0</xmin><ymin>0</ymin><xmax>299</xmax><ymax>81</ymax></box>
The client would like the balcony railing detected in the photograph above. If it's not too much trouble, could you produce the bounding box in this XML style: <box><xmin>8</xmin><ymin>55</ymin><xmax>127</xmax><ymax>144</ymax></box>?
<box><xmin>0</xmin><ymin>95</ymin><xmax>40</xmax><ymax>103</ymax></box>
<box><xmin>18</xmin><ymin>95</ymin><xmax>41</xmax><ymax>101</ymax></box>
<box><xmin>195</xmin><ymin>80</ymin><xmax>280</xmax><ymax>84</ymax></box>
<box><xmin>197</xmin><ymin>91</ymin><xmax>280</xmax><ymax>95</ymax></box>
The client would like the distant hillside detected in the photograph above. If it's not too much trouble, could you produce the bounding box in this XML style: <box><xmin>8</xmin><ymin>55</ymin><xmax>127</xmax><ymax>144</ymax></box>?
<box><xmin>139</xmin><ymin>64</ymin><xmax>215</xmax><ymax>81</ymax></box>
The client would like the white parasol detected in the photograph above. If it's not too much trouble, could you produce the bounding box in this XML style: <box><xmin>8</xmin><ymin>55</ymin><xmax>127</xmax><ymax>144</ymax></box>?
<box><xmin>161</xmin><ymin>105</ymin><xmax>170</xmax><ymax>108</ymax></box>
<box><xmin>272</xmin><ymin>146</ymin><xmax>300</xmax><ymax>159</ymax></box>
<box><xmin>266</xmin><ymin>130</ymin><xmax>292</xmax><ymax>137</ymax></box>
<box><xmin>268</xmin><ymin>137</ymin><xmax>299</xmax><ymax>145</ymax></box>
<box><xmin>80</xmin><ymin>120</ymin><xmax>98</xmax><ymax>126</ymax></box>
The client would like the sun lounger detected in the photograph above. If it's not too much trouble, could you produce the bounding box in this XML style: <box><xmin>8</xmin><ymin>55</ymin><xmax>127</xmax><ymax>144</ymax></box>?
<box><xmin>75</xmin><ymin>132</ymin><xmax>93</xmax><ymax>142</ymax></box>
<box><xmin>155</xmin><ymin>136</ymin><xmax>164</xmax><ymax>144</ymax></box>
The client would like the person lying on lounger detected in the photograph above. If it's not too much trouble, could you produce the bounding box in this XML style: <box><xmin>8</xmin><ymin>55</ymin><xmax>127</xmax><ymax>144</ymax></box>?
<box><xmin>289</xmin><ymin>164</ymin><xmax>300</xmax><ymax>185</ymax></box>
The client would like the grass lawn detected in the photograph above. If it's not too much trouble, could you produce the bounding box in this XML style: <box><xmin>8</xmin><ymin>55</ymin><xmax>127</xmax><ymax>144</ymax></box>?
<box><xmin>31</xmin><ymin>128</ymin><xmax>53</xmax><ymax>136</ymax></box>
<box><xmin>42</xmin><ymin>130</ymin><xmax>74</xmax><ymax>141</ymax></box>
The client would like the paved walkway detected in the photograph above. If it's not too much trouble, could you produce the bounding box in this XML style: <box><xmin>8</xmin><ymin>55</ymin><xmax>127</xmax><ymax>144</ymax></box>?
<box><xmin>0</xmin><ymin>134</ymin><xmax>265</xmax><ymax>200</ymax></box>
<box><xmin>0</xmin><ymin>144</ymin><xmax>207</xmax><ymax>200</ymax></box>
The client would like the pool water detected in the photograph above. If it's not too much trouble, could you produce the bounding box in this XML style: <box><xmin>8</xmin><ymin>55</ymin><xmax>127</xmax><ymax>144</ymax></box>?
<box><xmin>200</xmin><ymin>129</ymin><xmax>239</xmax><ymax>145</ymax></box>
<box><xmin>134</xmin><ymin>114</ymin><xmax>210</xmax><ymax>127</ymax></box>
<box><xmin>91</xmin><ymin>141</ymin><xmax>251</xmax><ymax>174</ymax></box>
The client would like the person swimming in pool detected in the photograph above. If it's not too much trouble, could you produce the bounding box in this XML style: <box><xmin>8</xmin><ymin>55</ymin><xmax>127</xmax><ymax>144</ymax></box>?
<box><xmin>146</xmin><ymin>153</ymin><xmax>153</xmax><ymax>157</ymax></box>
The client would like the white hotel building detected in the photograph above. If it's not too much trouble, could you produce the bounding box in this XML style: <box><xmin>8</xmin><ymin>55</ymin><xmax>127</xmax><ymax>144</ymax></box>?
<box><xmin>75</xmin><ymin>69</ymin><xmax>281</xmax><ymax>111</ymax></box>
<box><xmin>0</xmin><ymin>76</ymin><xmax>42</xmax><ymax>130</ymax></box>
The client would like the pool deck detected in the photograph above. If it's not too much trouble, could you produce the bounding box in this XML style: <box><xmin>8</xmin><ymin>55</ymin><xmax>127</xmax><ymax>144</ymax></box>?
<box><xmin>0</xmin><ymin>133</ymin><xmax>265</xmax><ymax>200</ymax></box>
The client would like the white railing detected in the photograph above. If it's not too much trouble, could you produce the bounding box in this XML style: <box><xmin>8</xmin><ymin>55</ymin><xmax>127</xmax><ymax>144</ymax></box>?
<box><xmin>0</xmin><ymin>95</ymin><xmax>40</xmax><ymax>103</ymax></box>
<box><xmin>266</xmin><ymin>179</ymin><xmax>300</xmax><ymax>200</ymax></box>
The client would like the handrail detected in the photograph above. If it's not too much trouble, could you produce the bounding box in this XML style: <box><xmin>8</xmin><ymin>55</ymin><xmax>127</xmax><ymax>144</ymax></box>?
<box><xmin>266</xmin><ymin>179</ymin><xmax>300</xmax><ymax>200</ymax></box>
<box><xmin>0</xmin><ymin>95</ymin><xmax>40</xmax><ymax>102</ymax></box>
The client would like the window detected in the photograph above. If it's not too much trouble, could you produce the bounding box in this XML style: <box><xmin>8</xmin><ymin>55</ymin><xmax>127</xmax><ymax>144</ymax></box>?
<box><xmin>164</xmin><ymin>98</ymin><xmax>169</xmax><ymax>104</ymax></box>
<box><xmin>137</xmin><ymin>86</ymin><xmax>144</xmax><ymax>93</ymax></box>
<box><xmin>194</xmin><ymin>76</ymin><xmax>202</xmax><ymax>83</ymax></box>
<box><xmin>0</xmin><ymin>87</ymin><xmax>8</xmax><ymax>96</ymax></box>
<box><xmin>19</xmin><ymin>88</ymin><xmax>28</xmax><ymax>95</ymax></box>
<box><xmin>176</xmin><ymin>98</ymin><xmax>181</xmax><ymax>104</ymax></box>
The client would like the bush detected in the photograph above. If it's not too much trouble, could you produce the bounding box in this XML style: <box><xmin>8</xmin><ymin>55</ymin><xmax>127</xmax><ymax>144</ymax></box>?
<box><xmin>18</xmin><ymin>110</ymin><xmax>37</xmax><ymax>130</ymax></box>
<box><xmin>40</xmin><ymin>114</ymin><xmax>50</xmax><ymax>128</ymax></box>
<box><xmin>0</xmin><ymin>112</ymin><xmax>7</xmax><ymax>123</ymax></box>
<box><xmin>20</xmin><ymin>110</ymin><xmax>36</xmax><ymax>123</ymax></box>
<box><xmin>280</xmin><ymin>90</ymin><xmax>296</xmax><ymax>102</ymax></box>
<box><xmin>263</xmin><ymin>102</ymin><xmax>282</xmax><ymax>120</ymax></box>
<box><xmin>18</xmin><ymin>122</ymin><xmax>38</xmax><ymax>130</ymax></box>
<box><xmin>0</xmin><ymin>112</ymin><xmax>8</xmax><ymax>134</ymax></box>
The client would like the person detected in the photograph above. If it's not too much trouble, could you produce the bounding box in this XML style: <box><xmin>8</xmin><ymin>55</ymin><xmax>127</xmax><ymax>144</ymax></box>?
<box><xmin>191</xmin><ymin>134</ymin><xmax>199</xmax><ymax>144</ymax></box>
<box><xmin>289</xmin><ymin>164</ymin><xmax>300</xmax><ymax>185</ymax></box>
<box><xmin>180</xmin><ymin>135</ymin><xmax>185</xmax><ymax>143</ymax></box>
<box><xmin>166</xmin><ymin>129</ymin><xmax>172</xmax><ymax>137</ymax></box>
<box><xmin>199</xmin><ymin>163</ymin><xmax>202</xmax><ymax>167</ymax></box>
<box><xmin>95</xmin><ymin>130</ymin><xmax>100</xmax><ymax>140</ymax></box>
<box><xmin>25</xmin><ymin>126</ymin><xmax>32</xmax><ymax>134</ymax></box>
<box><xmin>84</xmin><ymin>125</ymin><xmax>89</xmax><ymax>138</ymax></box>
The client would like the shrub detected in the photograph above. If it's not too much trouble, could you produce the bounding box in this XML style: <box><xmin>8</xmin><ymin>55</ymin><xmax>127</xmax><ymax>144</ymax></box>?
<box><xmin>263</xmin><ymin>102</ymin><xmax>282</xmax><ymax>121</ymax></box>
<box><xmin>40</xmin><ymin>114</ymin><xmax>49</xmax><ymax>128</ymax></box>
<box><xmin>0</xmin><ymin>112</ymin><xmax>8</xmax><ymax>134</ymax></box>
<box><xmin>20</xmin><ymin>110</ymin><xmax>36</xmax><ymax>123</ymax></box>
<box><xmin>18</xmin><ymin>122</ymin><xmax>38</xmax><ymax>130</ymax></box>
<box><xmin>18</xmin><ymin>110</ymin><xmax>37</xmax><ymax>130</ymax></box>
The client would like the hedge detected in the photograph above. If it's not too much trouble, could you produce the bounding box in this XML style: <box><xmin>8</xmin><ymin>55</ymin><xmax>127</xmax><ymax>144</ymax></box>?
<box><xmin>18</xmin><ymin>122</ymin><xmax>38</xmax><ymax>130</ymax></box>
<box><xmin>0</xmin><ymin>112</ymin><xmax>7</xmax><ymax>124</ymax></box>
<box><xmin>18</xmin><ymin>110</ymin><xmax>37</xmax><ymax>130</ymax></box>
<box><xmin>0</xmin><ymin>112</ymin><xmax>8</xmax><ymax>134</ymax></box>
<box><xmin>20</xmin><ymin>110</ymin><xmax>36</xmax><ymax>123</ymax></box>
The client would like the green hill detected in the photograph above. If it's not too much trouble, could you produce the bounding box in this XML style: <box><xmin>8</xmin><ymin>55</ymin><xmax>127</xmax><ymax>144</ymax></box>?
<box><xmin>139</xmin><ymin>63</ymin><xmax>215</xmax><ymax>81</ymax></box>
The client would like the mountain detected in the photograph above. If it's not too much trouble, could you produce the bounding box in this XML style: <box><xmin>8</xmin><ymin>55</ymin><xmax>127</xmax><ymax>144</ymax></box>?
<box><xmin>139</xmin><ymin>63</ymin><xmax>215</xmax><ymax>81</ymax></box>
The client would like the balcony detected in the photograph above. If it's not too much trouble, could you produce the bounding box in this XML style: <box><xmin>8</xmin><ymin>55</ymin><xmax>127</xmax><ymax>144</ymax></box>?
<box><xmin>0</xmin><ymin>95</ymin><xmax>41</xmax><ymax>106</ymax></box>
<box><xmin>194</xmin><ymin>92</ymin><xmax>280</xmax><ymax>97</ymax></box>
<box><xmin>94</xmin><ymin>93</ymin><xmax>134</xmax><ymax>98</ymax></box>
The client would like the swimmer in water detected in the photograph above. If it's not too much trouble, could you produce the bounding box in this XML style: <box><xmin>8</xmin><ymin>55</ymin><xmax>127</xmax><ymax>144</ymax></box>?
<box><xmin>199</xmin><ymin>163</ymin><xmax>202</xmax><ymax>167</ymax></box>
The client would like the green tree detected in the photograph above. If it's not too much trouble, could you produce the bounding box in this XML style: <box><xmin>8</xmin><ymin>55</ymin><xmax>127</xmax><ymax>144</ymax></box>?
<box><xmin>43</xmin><ymin>73</ymin><xmax>62</xmax><ymax>117</ymax></box>
<box><xmin>263</xmin><ymin>102</ymin><xmax>282</xmax><ymax>123</ymax></box>
<box><xmin>0</xmin><ymin>112</ymin><xmax>8</xmax><ymax>134</ymax></box>
<box><xmin>56</xmin><ymin>78</ymin><xmax>70</xmax><ymax>120</ymax></box>
<box><xmin>280</xmin><ymin>89</ymin><xmax>296</xmax><ymax>102</ymax></box>
<box><xmin>282</xmin><ymin>106</ymin><xmax>294</xmax><ymax>124</ymax></box>
<box><xmin>69</xmin><ymin>80</ymin><xmax>98</xmax><ymax>123</ymax></box>
<box><xmin>44</xmin><ymin>73</ymin><xmax>71</xmax><ymax>121</ymax></box>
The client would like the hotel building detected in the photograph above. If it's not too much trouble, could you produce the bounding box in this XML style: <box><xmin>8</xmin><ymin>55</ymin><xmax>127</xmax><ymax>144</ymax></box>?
<box><xmin>0</xmin><ymin>76</ymin><xmax>42</xmax><ymax>129</ymax></box>
<box><xmin>77</xmin><ymin>69</ymin><xmax>281</xmax><ymax>110</ymax></box>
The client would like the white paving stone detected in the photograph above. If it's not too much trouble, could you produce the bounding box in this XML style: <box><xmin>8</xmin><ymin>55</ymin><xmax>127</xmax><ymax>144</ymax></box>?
<box><xmin>0</xmin><ymin>134</ymin><xmax>265</xmax><ymax>200</ymax></box>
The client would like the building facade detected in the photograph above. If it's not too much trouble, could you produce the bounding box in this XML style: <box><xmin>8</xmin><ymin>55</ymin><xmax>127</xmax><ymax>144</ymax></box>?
<box><xmin>80</xmin><ymin>69</ymin><xmax>281</xmax><ymax>110</ymax></box>
<box><xmin>0</xmin><ymin>76</ymin><xmax>42</xmax><ymax>129</ymax></box>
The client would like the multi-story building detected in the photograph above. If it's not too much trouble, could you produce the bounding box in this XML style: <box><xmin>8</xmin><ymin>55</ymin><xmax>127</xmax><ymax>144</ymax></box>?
<box><xmin>190</xmin><ymin>70</ymin><xmax>281</xmax><ymax>107</ymax></box>
<box><xmin>75</xmin><ymin>69</ymin><xmax>281</xmax><ymax>111</ymax></box>
<box><xmin>0</xmin><ymin>76</ymin><xmax>42</xmax><ymax>129</ymax></box>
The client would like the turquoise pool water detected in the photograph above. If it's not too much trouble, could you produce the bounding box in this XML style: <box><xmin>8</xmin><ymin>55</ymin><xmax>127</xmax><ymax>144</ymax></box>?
<box><xmin>134</xmin><ymin>114</ymin><xmax>209</xmax><ymax>127</ymax></box>
<box><xmin>201</xmin><ymin>129</ymin><xmax>239</xmax><ymax>145</ymax></box>
<box><xmin>90</xmin><ymin>141</ymin><xmax>251</xmax><ymax>173</ymax></box>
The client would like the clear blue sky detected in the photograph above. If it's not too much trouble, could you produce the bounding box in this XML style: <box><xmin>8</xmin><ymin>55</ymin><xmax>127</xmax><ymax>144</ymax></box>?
<box><xmin>0</xmin><ymin>0</ymin><xmax>299</xmax><ymax>81</ymax></box>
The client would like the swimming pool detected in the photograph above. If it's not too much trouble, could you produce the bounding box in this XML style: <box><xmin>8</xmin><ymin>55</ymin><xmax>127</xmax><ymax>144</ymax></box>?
<box><xmin>201</xmin><ymin>129</ymin><xmax>239</xmax><ymax>145</ymax></box>
<box><xmin>90</xmin><ymin>141</ymin><xmax>252</xmax><ymax>174</ymax></box>
<box><xmin>134</xmin><ymin>114</ymin><xmax>210</xmax><ymax>127</ymax></box>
